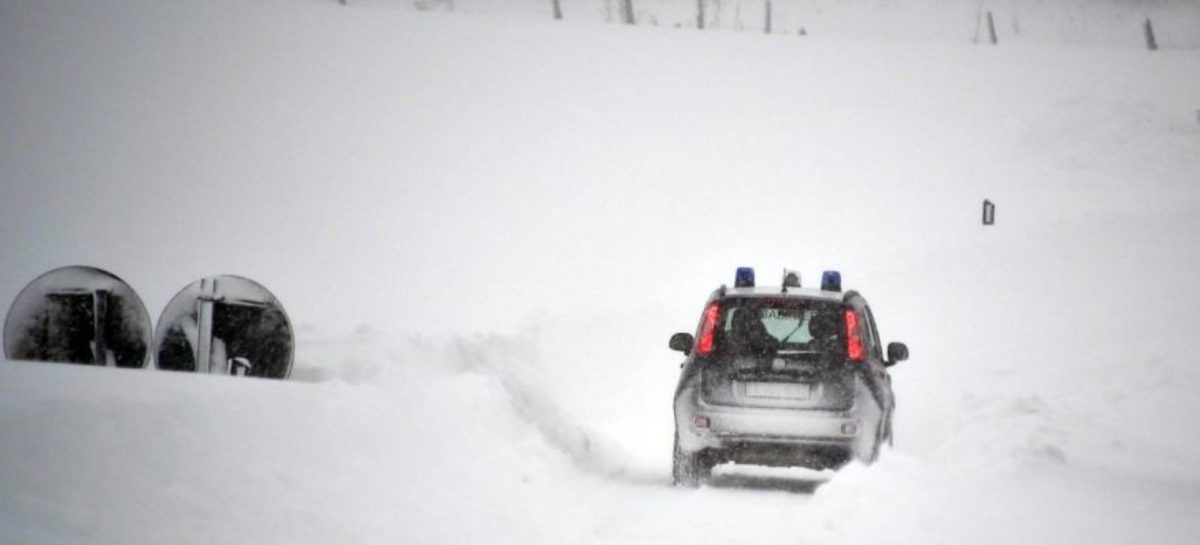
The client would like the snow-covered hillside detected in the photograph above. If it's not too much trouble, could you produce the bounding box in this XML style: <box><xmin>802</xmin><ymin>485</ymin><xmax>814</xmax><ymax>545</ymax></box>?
<box><xmin>347</xmin><ymin>0</ymin><xmax>1200</xmax><ymax>49</ymax></box>
<box><xmin>2</xmin><ymin>0</ymin><xmax>1199</xmax><ymax>543</ymax></box>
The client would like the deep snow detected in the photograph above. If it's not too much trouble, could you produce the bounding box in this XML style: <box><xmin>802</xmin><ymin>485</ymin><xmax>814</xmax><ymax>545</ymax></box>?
<box><xmin>2</xmin><ymin>0</ymin><xmax>1199</xmax><ymax>543</ymax></box>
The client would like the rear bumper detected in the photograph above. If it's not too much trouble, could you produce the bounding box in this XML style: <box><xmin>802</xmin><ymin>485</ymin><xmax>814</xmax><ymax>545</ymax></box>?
<box><xmin>674</xmin><ymin>378</ymin><xmax>881</xmax><ymax>465</ymax></box>
<box><xmin>679</xmin><ymin>393</ymin><xmax>862</xmax><ymax>447</ymax></box>
<box><xmin>716</xmin><ymin>441</ymin><xmax>853</xmax><ymax>470</ymax></box>
<box><xmin>700</xmin><ymin>395</ymin><xmax>861</xmax><ymax>440</ymax></box>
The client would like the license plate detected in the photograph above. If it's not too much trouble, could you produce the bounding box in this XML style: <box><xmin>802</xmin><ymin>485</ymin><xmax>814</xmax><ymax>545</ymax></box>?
<box><xmin>743</xmin><ymin>382</ymin><xmax>812</xmax><ymax>400</ymax></box>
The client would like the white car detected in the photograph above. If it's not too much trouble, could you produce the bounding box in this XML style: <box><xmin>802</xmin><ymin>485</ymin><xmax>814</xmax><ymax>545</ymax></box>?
<box><xmin>669</xmin><ymin>268</ymin><xmax>908</xmax><ymax>486</ymax></box>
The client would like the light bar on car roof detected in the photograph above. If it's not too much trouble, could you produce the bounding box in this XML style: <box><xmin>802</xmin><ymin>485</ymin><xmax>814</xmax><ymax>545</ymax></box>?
<box><xmin>782</xmin><ymin>269</ymin><xmax>801</xmax><ymax>288</ymax></box>
<box><xmin>735</xmin><ymin>267</ymin><xmax>755</xmax><ymax>288</ymax></box>
<box><xmin>821</xmin><ymin>270</ymin><xmax>842</xmax><ymax>292</ymax></box>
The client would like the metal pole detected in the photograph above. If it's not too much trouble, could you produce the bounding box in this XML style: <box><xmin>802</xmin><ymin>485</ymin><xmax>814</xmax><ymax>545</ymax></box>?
<box><xmin>196</xmin><ymin>278</ymin><xmax>215</xmax><ymax>373</ymax></box>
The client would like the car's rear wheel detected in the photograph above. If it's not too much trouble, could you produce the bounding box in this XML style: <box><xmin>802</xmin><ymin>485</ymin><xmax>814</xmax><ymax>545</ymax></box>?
<box><xmin>672</xmin><ymin>433</ymin><xmax>713</xmax><ymax>487</ymax></box>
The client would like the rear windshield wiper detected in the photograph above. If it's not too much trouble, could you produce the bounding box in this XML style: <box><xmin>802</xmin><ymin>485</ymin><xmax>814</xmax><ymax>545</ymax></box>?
<box><xmin>779</xmin><ymin>321</ymin><xmax>807</xmax><ymax>344</ymax></box>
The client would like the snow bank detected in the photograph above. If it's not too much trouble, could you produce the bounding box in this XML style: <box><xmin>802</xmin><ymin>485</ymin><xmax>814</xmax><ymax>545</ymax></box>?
<box><xmin>295</xmin><ymin>329</ymin><xmax>629</xmax><ymax>473</ymax></box>
<box><xmin>0</xmin><ymin>342</ymin><xmax>595</xmax><ymax>544</ymax></box>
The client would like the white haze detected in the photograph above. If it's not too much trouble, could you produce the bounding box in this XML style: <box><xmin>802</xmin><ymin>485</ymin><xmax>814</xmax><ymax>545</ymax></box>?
<box><xmin>1</xmin><ymin>1</ymin><xmax>1198</xmax><ymax>544</ymax></box>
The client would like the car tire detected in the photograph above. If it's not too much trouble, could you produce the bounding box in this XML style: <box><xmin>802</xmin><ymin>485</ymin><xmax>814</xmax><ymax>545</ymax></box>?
<box><xmin>672</xmin><ymin>433</ymin><xmax>712</xmax><ymax>487</ymax></box>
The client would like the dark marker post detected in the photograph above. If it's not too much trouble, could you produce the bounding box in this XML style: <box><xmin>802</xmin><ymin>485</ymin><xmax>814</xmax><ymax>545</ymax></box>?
<box><xmin>1144</xmin><ymin>18</ymin><xmax>1158</xmax><ymax>51</ymax></box>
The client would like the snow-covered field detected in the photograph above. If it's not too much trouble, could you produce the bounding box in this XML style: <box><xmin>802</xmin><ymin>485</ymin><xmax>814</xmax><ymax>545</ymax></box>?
<box><xmin>2</xmin><ymin>0</ymin><xmax>1199</xmax><ymax>543</ymax></box>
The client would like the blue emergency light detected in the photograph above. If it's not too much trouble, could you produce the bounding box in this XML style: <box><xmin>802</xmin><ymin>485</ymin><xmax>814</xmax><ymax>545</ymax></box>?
<box><xmin>735</xmin><ymin>267</ymin><xmax>755</xmax><ymax>288</ymax></box>
<box><xmin>821</xmin><ymin>270</ymin><xmax>842</xmax><ymax>292</ymax></box>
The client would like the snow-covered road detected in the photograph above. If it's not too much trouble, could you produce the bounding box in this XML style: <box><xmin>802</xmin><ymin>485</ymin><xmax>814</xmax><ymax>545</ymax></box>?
<box><xmin>4</xmin><ymin>321</ymin><xmax>1199</xmax><ymax>544</ymax></box>
<box><xmin>2</xmin><ymin>0</ymin><xmax>1199</xmax><ymax>543</ymax></box>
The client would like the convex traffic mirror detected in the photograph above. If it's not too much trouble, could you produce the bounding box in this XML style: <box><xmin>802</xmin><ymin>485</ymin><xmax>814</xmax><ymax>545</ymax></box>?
<box><xmin>154</xmin><ymin>275</ymin><xmax>293</xmax><ymax>379</ymax></box>
<box><xmin>4</xmin><ymin>266</ymin><xmax>152</xmax><ymax>367</ymax></box>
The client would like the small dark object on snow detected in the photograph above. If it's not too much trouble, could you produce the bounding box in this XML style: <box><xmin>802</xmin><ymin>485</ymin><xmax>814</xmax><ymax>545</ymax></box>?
<box><xmin>1144</xmin><ymin>18</ymin><xmax>1158</xmax><ymax>51</ymax></box>
<box><xmin>983</xmin><ymin>199</ymin><xmax>996</xmax><ymax>226</ymax></box>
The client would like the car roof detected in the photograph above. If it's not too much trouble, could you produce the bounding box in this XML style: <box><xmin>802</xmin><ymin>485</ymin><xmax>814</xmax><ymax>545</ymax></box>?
<box><xmin>714</xmin><ymin>286</ymin><xmax>848</xmax><ymax>303</ymax></box>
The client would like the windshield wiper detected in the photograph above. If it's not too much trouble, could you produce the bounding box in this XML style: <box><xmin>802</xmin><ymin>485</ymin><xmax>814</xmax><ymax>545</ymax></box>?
<box><xmin>779</xmin><ymin>321</ymin><xmax>806</xmax><ymax>344</ymax></box>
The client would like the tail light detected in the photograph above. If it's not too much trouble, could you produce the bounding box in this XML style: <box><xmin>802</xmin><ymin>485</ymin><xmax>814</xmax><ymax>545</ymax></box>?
<box><xmin>695</xmin><ymin>302</ymin><xmax>720</xmax><ymax>356</ymax></box>
<box><xmin>845</xmin><ymin>308</ymin><xmax>864</xmax><ymax>362</ymax></box>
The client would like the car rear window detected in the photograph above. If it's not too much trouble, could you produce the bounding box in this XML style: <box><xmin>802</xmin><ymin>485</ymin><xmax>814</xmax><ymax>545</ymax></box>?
<box><xmin>713</xmin><ymin>297</ymin><xmax>843</xmax><ymax>357</ymax></box>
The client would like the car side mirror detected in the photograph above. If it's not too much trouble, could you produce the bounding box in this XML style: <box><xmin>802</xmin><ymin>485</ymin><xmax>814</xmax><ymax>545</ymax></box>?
<box><xmin>669</xmin><ymin>332</ymin><xmax>694</xmax><ymax>355</ymax></box>
<box><xmin>886</xmin><ymin>342</ymin><xmax>908</xmax><ymax>366</ymax></box>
